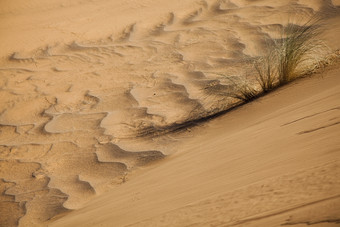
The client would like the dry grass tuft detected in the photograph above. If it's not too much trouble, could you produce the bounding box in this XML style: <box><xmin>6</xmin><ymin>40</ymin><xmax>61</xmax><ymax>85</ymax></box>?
<box><xmin>254</xmin><ymin>53</ymin><xmax>278</xmax><ymax>92</ymax></box>
<box><xmin>227</xmin><ymin>77</ymin><xmax>259</xmax><ymax>102</ymax></box>
<box><xmin>214</xmin><ymin>16</ymin><xmax>331</xmax><ymax>105</ymax></box>
<box><xmin>274</xmin><ymin>18</ymin><xmax>325</xmax><ymax>84</ymax></box>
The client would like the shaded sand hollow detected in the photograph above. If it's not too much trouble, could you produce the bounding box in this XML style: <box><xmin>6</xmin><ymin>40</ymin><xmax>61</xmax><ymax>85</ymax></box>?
<box><xmin>0</xmin><ymin>0</ymin><xmax>340</xmax><ymax>226</ymax></box>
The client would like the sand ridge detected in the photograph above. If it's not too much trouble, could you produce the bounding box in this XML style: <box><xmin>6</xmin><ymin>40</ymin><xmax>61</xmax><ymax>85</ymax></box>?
<box><xmin>49</xmin><ymin>62</ymin><xmax>340</xmax><ymax>227</ymax></box>
<box><xmin>1</xmin><ymin>0</ymin><xmax>340</xmax><ymax>226</ymax></box>
<box><xmin>49</xmin><ymin>63</ymin><xmax>340</xmax><ymax>227</ymax></box>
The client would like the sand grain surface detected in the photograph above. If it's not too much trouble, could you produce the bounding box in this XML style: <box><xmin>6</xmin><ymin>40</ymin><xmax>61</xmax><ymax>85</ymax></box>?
<box><xmin>0</xmin><ymin>0</ymin><xmax>340</xmax><ymax>226</ymax></box>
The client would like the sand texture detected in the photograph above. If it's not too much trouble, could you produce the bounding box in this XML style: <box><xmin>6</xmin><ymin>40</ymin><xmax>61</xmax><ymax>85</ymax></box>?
<box><xmin>0</xmin><ymin>0</ymin><xmax>340</xmax><ymax>226</ymax></box>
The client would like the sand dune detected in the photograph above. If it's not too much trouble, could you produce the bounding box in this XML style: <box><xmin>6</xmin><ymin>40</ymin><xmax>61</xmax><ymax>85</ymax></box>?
<box><xmin>50</xmin><ymin>62</ymin><xmax>340</xmax><ymax>227</ymax></box>
<box><xmin>0</xmin><ymin>0</ymin><xmax>340</xmax><ymax>226</ymax></box>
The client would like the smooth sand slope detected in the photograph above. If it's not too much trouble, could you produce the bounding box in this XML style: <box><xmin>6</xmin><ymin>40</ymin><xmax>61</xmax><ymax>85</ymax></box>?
<box><xmin>0</xmin><ymin>0</ymin><xmax>340</xmax><ymax>226</ymax></box>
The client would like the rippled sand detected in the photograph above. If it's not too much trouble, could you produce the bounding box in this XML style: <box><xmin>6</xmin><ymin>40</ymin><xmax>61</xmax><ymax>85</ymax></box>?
<box><xmin>0</xmin><ymin>0</ymin><xmax>340</xmax><ymax>226</ymax></box>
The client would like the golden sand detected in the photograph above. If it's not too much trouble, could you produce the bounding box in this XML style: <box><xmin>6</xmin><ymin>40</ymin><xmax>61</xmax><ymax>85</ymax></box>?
<box><xmin>0</xmin><ymin>0</ymin><xmax>340</xmax><ymax>226</ymax></box>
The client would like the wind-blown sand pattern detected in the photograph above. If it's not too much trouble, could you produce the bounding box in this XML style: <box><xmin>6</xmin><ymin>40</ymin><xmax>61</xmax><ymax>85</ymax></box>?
<box><xmin>0</xmin><ymin>0</ymin><xmax>340</xmax><ymax>226</ymax></box>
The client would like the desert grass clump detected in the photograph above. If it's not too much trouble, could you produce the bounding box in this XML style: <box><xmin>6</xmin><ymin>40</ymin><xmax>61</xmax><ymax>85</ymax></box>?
<box><xmin>227</xmin><ymin>77</ymin><xmax>259</xmax><ymax>102</ymax></box>
<box><xmin>216</xmin><ymin>17</ymin><xmax>327</xmax><ymax>106</ymax></box>
<box><xmin>254</xmin><ymin>53</ymin><xmax>278</xmax><ymax>92</ymax></box>
<box><xmin>274</xmin><ymin>18</ymin><xmax>324</xmax><ymax>84</ymax></box>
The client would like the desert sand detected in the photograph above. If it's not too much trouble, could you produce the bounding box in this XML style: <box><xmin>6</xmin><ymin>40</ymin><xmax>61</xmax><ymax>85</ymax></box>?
<box><xmin>0</xmin><ymin>0</ymin><xmax>340</xmax><ymax>226</ymax></box>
